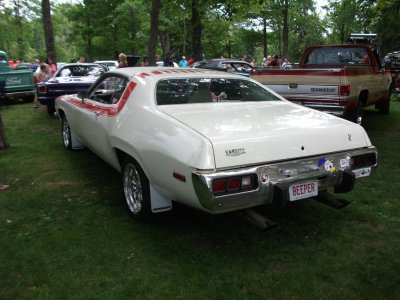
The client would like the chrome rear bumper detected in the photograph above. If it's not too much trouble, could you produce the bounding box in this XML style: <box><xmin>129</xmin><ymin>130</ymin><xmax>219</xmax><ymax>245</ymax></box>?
<box><xmin>192</xmin><ymin>147</ymin><xmax>377</xmax><ymax>213</ymax></box>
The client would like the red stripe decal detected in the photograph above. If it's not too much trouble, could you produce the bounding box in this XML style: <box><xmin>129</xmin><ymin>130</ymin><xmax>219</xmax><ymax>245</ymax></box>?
<box><xmin>67</xmin><ymin>81</ymin><xmax>137</xmax><ymax>117</ymax></box>
<box><xmin>137</xmin><ymin>72</ymin><xmax>150</xmax><ymax>78</ymax></box>
<box><xmin>150</xmin><ymin>69</ymin><xmax>208</xmax><ymax>75</ymax></box>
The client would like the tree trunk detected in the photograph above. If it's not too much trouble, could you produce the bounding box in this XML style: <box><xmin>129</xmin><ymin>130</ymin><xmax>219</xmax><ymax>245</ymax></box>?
<box><xmin>41</xmin><ymin>0</ymin><xmax>57</xmax><ymax>63</ymax></box>
<box><xmin>0</xmin><ymin>116</ymin><xmax>9</xmax><ymax>149</ymax></box>
<box><xmin>12</xmin><ymin>0</ymin><xmax>24</xmax><ymax>60</ymax></box>
<box><xmin>130</xmin><ymin>7</ymin><xmax>137</xmax><ymax>55</ymax></box>
<box><xmin>263</xmin><ymin>16</ymin><xmax>268</xmax><ymax>58</ymax></box>
<box><xmin>282</xmin><ymin>1</ymin><xmax>289</xmax><ymax>59</ymax></box>
<box><xmin>159</xmin><ymin>31</ymin><xmax>171</xmax><ymax>57</ymax></box>
<box><xmin>148</xmin><ymin>0</ymin><xmax>160</xmax><ymax>66</ymax></box>
<box><xmin>191</xmin><ymin>0</ymin><xmax>203</xmax><ymax>62</ymax></box>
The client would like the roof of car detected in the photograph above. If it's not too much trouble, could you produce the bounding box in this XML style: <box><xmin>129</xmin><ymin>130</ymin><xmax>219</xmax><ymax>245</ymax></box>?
<box><xmin>108</xmin><ymin>66</ymin><xmax>245</xmax><ymax>81</ymax></box>
<box><xmin>199</xmin><ymin>59</ymin><xmax>252</xmax><ymax>68</ymax></box>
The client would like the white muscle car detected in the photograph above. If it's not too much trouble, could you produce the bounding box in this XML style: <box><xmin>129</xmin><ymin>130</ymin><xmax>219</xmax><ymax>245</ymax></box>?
<box><xmin>55</xmin><ymin>67</ymin><xmax>377</xmax><ymax>222</ymax></box>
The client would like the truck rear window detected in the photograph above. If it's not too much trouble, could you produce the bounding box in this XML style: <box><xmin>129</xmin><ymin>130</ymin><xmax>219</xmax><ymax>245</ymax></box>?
<box><xmin>156</xmin><ymin>78</ymin><xmax>280</xmax><ymax>105</ymax></box>
<box><xmin>303</xmin><ymin>47</ymin><xmax>369</xmax><ymax>66</ymax></box>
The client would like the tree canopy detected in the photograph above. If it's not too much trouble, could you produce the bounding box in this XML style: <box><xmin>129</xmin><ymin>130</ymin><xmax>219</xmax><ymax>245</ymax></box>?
<box><xmin>0</xmin><ymin>0</ymin><xmax>399</xmax><ymax>65</ymax></box>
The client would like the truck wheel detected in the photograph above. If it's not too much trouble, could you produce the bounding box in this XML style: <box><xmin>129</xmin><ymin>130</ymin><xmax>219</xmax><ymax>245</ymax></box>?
<box><xmin>25</xmin><ymin>94</ymin><xmax>35</xmax><ymax>102</ymax></box>
<box><xmin>122</xmin><ymin>157</ymin><xmax>153</xmax><ymax>220</ymax></box>
<box><xmin>345</xmin><ymin>101</ymin><xmax>363</xmax><ymax>125</ymax></box>
<box><xmin>61</xmin><ymin>115</ymin><xmax>72</xmax><ymax>150</ymax></box>
<box><xmin>378</xmin><ymin>89</ymin><xmax>391</xmax><ymax>114</ymax></box>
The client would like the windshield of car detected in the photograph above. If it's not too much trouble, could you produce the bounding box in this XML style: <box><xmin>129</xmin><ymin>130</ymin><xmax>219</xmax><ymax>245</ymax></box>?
<box><xmin>156</xmin><ymin>78</ymin><xmax>280</xmax><ymax>105</ymax></box>
<box><xmin>303</xmin><ymin>47</ymin><xmax>369</xmax><ymax>65</ymax></box>
<box><xmin>56</xmin><ymin>65</ymin><xmax>105</xmax><ymax>77</ymax></box>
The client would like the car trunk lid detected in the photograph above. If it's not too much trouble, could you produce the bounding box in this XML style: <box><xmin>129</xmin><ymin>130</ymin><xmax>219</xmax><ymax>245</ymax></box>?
<box><xmin>159</xmin><ymin>101</ymin><xmax>370</xmax><ymax>169</ymax></box>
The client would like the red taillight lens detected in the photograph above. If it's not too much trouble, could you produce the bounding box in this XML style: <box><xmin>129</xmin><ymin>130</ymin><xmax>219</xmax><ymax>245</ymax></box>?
<box><xmin>351</xmin><ymin>153</ymin><xmax>377</xmax><ymax>169</ymax></box>
<box><xmin>213</xmin><ymin>179</ymin><xmax>227</xmax><ymax>193</ymax></box>
<box><xmin>212</xmin><ymin>174</ymin><xmax>257</xmax><ymax>195</ymax></box>
<box><xmin>340</xmin><ymin>85</ymin><xmax>350</xmax><ymax>96</ymax></box>
<box><xmin>227</xmin><ymin>178</ymin><xmax>240</xmax><ymax>191</ymax></box>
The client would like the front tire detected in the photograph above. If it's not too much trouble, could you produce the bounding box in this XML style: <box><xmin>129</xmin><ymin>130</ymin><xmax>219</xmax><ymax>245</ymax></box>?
<box><xmin>61</xmin><ymin>115</ymin><xmax>72</xmax><ymax>150</ymax></box>
<box><xmin>122</xmin><ymin>157</ymin><xmax>152</xmax><ymax>220</ymax></box>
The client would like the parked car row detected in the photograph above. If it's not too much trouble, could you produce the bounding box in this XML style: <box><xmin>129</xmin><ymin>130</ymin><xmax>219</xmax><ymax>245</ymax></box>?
<box><xmin>37</xmin><ymin>63</ymin><xmax>108</xmax><ymax>115</ymax></box>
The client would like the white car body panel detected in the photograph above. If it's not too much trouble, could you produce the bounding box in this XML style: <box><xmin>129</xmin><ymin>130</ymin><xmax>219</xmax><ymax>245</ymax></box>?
<box><xmin>55</xmin><ymin>67</ymin><xmax>377</xmax><ymax>214</ymax></box>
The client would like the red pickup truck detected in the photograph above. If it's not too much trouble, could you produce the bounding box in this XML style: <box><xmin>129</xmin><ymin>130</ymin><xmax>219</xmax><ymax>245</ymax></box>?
<box><xmin>251</xmin><ymin>44</ymin><xmax>392</xmax><ymax>124</ymax></box>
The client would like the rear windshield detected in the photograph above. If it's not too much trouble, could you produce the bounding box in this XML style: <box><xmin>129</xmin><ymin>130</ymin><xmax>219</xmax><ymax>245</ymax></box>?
<box><xmin>303</xmin><ymin>47</ymin><xmax>369</xmax><ymax>66</ymax></box>
<box><xmin>156</xmin><ymin>78</ymin><xmax>280</xmax><ymax>105</ymax></box>
<box><xmin>56</xmin><ymin>65</ymin><xmax>105</xmax><ymax>77</ymax></box>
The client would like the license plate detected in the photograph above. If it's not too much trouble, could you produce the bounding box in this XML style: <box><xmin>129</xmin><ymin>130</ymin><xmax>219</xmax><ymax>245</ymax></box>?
<box><xmin>289</xmin><ymin>181</ymin><xmax>318</xmax><ymax>201</ymax></box>
<box><xmin>352</xmin><ymin>167</ymin><xmax>371</xmax><ymax>178</ymax></box>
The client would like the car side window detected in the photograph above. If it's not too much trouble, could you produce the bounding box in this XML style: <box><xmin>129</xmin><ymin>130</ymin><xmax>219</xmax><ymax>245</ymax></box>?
<box><xmin>88</xmin><ymin>76</ymin><xmax>127</xmax><ymax>104</ymax></box>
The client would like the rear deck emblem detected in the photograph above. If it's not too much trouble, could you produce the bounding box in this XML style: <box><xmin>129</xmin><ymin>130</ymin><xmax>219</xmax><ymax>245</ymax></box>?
<box><xmin>225</xmin><ymin>148</ymin><xmax>246</xmax><ymax>156</ymax></box>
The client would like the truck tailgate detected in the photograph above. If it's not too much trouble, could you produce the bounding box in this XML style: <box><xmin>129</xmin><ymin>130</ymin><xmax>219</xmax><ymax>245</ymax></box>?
<box><xmin>0</xmin><ymin>71</ymin><xmax>35</xmax><ymax>93</ymax></box>
<box><xmin>252</xmin><ymin>68</ymin><xmax>342</xmax><ymax>100</ymax></box>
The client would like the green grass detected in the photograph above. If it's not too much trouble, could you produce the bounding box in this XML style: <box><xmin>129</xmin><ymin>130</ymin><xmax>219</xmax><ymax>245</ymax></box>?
<box><xmin>1</xmin><ymin>100</ymin><xmax>400</xmax><ymax>299</ymax></box>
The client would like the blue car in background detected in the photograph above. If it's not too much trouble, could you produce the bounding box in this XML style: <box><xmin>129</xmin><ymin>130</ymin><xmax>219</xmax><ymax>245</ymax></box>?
<box><xmin>38</xmin><ymin>63</ymin><xmax>107</xmax><ymax>115</ymax></box>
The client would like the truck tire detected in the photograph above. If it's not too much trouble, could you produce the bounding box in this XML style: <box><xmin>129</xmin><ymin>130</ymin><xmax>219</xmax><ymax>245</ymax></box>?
<box><xmin>25</xmin><ymin>94</ymin><xmax>35</xmax><ymax>103</ymax></box>
<box><xmin>377</xmin><ymin>88</ymin><xmax>391</xmax><ymax>114</ymax></box>
<box><xmin>345</xmin><ymin>101</ymin><xmax>363</xmax><ymax>125</ymax></box>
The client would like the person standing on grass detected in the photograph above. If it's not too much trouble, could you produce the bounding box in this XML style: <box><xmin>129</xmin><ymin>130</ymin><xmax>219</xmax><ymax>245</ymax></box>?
<box><xmin>0</xmin><ymin>183</ymin><xmax>9</xmax><ymax>191</ymax></box>
<box><xmin>0</xmin><ymin>115</ymin><xmax>9</xmax><ymax>149</ymax></box>
<box><xmin>0</xmin><ymin>115</ymin><xmax>10</xmax><ymax>191</ymax></box>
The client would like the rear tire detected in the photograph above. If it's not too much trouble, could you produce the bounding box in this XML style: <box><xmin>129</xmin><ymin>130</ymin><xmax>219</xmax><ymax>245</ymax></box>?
<box><xmin>122</xmin><ymin>157</ymin><xmax>153</xmax><ymax>220</ymax></box>
<box><xmin>345</xmin><ymin>101</ymin><xmax>363</xmax><ymax>125</ymax></box>
<box><xmin>378</xmin><ymin>88</ymin><xmax>391</xmax><ymax>114</ymax></box>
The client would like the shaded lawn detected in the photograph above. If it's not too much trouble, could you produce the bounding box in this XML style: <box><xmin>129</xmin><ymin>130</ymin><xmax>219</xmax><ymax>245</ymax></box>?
<box><xmin>0</xmin><ymin>101</ymin><xmax>399</xmax><ymax>299</ymax></box>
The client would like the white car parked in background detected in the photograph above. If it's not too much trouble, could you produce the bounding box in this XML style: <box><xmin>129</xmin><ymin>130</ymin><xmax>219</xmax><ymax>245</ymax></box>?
<box><xmin>55</xmin><ymin>67</ymin><xmax>377</xmax><ymax>224</ymax></box>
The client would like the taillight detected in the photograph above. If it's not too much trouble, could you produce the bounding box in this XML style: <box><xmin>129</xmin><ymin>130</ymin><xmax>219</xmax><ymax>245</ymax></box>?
<box><xmin>241</xmin><ymin>176</ymin><xmax>254</xmax><ymax>189</ymax></box>
<box><xmin>351</xmin><ymin>153</ymin><xmax>377</xmax><ymax>169</ymax></box>
<box><xmin>227</xmin><ymin>178</ymin><xmax>240</xmax><ymax>191</ymax></box>
<box><xmin>340</xmin><ymin>85</ymin><xmax>350</xmax><ymax>96</ymax></box>
<box><xmin>212</xmin><ymin>174</ymin><xmax>258</xmax><ymax>195</ymax></box>
<box><xmin>38</xmin><ymin>85</ymin><xmax>47</xmax><ymax>94</ymax></box>
<box><xmin>212</xmin><ymin>179</ymin><xmax>226</xmax><ymax>193</ymax></box>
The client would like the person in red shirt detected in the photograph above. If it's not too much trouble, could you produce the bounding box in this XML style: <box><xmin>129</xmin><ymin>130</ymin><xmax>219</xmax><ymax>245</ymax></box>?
<box><xmin>46</xmin><ymin>57</ymin><xmax>57</xmax><ymax>77</ymax></box>
<box><xmin>187</xmin><ymin>55</ymin><xmax>195</xmax><ymax>66</ymax></box>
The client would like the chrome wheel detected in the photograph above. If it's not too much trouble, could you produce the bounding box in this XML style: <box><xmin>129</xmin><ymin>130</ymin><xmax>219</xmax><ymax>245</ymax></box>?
<box><xmin>123</xmin><ymin>162</ymin><xmax>144</xmax><ymax>214</ymax></box>
<box><xmin>62</xmin><ymin>116</ymin><xmax>72</xmax><ymax>149</ymax></box>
